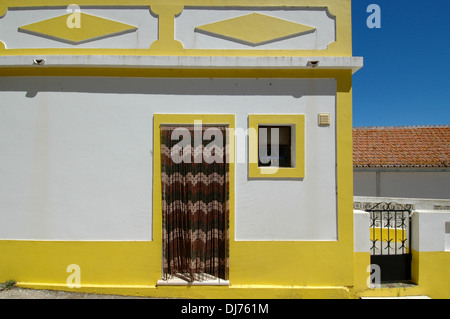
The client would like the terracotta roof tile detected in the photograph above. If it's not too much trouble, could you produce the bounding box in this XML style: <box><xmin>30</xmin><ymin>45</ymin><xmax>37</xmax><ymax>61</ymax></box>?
<box><xmin>353</xmin><ymin>126</ymin><xmax>450</xmax><ymax>168</ymax></box>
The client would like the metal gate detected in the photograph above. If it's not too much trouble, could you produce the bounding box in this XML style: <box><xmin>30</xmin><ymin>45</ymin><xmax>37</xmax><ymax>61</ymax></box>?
<box><xmin>365</xmin><ymin>202</ymin><xmax>413</xmax><ymax>283</ymax></box>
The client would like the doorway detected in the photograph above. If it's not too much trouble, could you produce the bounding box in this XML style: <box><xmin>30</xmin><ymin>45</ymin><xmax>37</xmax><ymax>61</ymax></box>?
<box><xmin>366</xmin><ymin>202</ymin><xmax>413</xmax><ymax>283</ymax></box>
<box><xmin>160</xmin><ymin>124</ymin><xmax>229</xmax><ymax>283</ymax></box>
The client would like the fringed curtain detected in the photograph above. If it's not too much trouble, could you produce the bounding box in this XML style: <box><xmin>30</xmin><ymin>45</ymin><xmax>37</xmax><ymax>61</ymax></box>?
<box><xmin>161</xmin><ymin>125</ymin><xmax>229</xmax><ymax>282</ymax></box>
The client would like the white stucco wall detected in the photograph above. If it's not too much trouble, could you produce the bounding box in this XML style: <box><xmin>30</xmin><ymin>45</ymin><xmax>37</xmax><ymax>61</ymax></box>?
<box><xmin>353</xmin><ymin>210</ymin><xmax>370</xmax><ymax>253</ymax></box>
<box><xmin>411</xmin><ymin>210</ymin><xmax>450</xmax><ymax>252</ymax></box>
<box><xmin>0</xmin><ymin>77</ymin><xmax>337</xmax><ymax>241</ymax></box>
<box><xmin>354</xmin><ymin>170</ymin><xmax>450</xmax><ymax>199</ymax></box>
<box><xmin>381</xmin><ymin>172</ymin><xmax>450</xmax><ymax>199</ymax></box>
<box><xmin>353</xmin><ymin>171</ymin><xmax>377</xmax><ymax>197</ymax></box>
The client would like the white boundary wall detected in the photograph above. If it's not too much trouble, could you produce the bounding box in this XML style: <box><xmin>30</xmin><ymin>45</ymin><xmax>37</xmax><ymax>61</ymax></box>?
<box><xmin>354</xmin><ymin>197</ymin><xmax>450</xmax><ymax>253</ymax></box>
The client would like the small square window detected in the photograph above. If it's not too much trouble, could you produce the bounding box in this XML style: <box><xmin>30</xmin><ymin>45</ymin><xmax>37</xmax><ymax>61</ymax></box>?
<box><xmin>258</xmin><ymin>125</ymin><xmax>292</xmax><ymax>168</ymax></box>
<box><xmin>248</xmin><ymin>114</ymin><xmax>304</xmax><ymax>179</ymax></box>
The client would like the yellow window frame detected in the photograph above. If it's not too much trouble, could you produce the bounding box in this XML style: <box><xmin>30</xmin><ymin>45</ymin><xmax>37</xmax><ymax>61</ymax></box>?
<box><xmin>248</xmin><ymin>114</ymin><xmax>305</xmax><ymax>179</ymax></box>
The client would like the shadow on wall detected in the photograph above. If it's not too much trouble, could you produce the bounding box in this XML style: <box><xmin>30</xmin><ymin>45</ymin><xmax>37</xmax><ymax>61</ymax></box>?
<box><xmin>0</xmin><ymin>77</ymin><xmax>337</xmax><ymax>99</ymax></box>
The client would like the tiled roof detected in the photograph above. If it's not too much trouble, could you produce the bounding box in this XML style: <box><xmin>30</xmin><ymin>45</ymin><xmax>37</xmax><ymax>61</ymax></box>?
<box><xmin>353</xmin><ymin>126</ymin><xmax>450</xmax><ymax>168</ymax></box>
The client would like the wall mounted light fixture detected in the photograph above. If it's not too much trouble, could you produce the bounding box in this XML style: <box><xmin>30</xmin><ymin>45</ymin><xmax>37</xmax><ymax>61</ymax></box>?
<box><xmin>33</xmin><ymin>58</ymin><xmax>46</xmax><ymax>66</ymax></box>
<box><xmin>307</xmin><ymin>60</ymin><xmax>319</xmax><ymax>67</ymax></box>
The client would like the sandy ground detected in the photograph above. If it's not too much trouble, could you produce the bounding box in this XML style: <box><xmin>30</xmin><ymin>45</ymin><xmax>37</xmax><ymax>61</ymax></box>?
<box><xmin>0</xmin><ymin>286</ymin><xmax>147</xmax><ymax>299</ymax></box>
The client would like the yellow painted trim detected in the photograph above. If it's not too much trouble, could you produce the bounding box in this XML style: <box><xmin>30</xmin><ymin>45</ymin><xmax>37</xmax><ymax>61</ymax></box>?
<box><xmin>0</xmin><ymin>5</ymin><xmax>6</xmax><ymax>19</ymax></box>
<box><xmin>149</xmin><ymin>5</ymin><xmax>184</xmax><ymax>51</ymax></box>
<box><xmin>194</xmin><ymin>12</ymin><xmax>316</xmax><ymax>46</ymax></box>
<box><xmin>353</xmin><ymin>252</ymin><xmax>371</xmax><ymax>293</ymax></box>
<box><xmin>335</xmin><ymin>70</ymin><xmax>353</xmax><ymax>249</ymax></box>
<box><xmin>0</xmin><ymin>240</ymin><xmax>160</xmax><ymax>287</ymax></box>
<box><xmin>248</xmin><ymin>114</ymin><xmax>305</xmax><ymax>179</ymax></box>
<box><xmin>18</xmin><ymin>13</ymin><xmax>137</xmax><ymax>44</ymax></box>
<box><xmin>411</xmin><ymin>249</ymin><xmax>450</xmax><ymax>299</ymax></box>
<box><xmin>0</xmin><ymin>0</ymin><xmax>352</xmax><ymax>57</ymax></box>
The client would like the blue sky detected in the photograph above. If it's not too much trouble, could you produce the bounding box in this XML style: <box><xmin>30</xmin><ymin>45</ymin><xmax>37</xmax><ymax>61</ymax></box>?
<box><xmin>351</xmin><ymin>0</ymin><xmax>450</xmax><ymax>127</ymax></box>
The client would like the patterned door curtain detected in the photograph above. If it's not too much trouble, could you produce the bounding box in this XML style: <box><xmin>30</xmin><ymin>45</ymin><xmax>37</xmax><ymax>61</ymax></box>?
<box><xmin>160</xmin><ymin>125</ymin><xmax>229</xmax><ymax>282</ymax></box>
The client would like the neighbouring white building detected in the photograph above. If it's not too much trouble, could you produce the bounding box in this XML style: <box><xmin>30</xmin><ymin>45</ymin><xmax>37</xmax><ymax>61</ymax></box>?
<box><xmin>353</xmin><ymin>126</ymin><xmax>450</xmax><ymax>200</ymax></box>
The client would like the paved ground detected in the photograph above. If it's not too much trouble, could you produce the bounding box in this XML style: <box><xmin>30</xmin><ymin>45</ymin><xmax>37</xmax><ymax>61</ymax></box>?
<box><xmin>0</xmin><ymin>286</ymin><xmax>146</xmax><ymax>299</ymax></box>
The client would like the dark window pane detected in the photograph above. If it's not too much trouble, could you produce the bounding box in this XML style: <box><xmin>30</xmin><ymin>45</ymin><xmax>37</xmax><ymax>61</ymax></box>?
<box><xmin>258</xmin><ymin>126</ymin><xmax>291</xmax><ymax>168</ymax></box>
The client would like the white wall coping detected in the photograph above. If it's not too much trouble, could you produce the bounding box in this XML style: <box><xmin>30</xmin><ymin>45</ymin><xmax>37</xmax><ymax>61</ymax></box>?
<box><xmin>0</xmin><ymin>55</ymin><xmax>364</xmax><ymax>73</ymax></box>
<box><xmin>414</xmin><ymin>210</ymin><xmax>450</xmax><ymax>213</ymax></box>
<box><xmin>353</xmin><ymin>208</ymin><xmax>450</xmax><ymax>253</ymax></box>
<box><xmin>354</xmin><ymin>196</ymin><xmax>450</xmax><ymax>210</ymax></box>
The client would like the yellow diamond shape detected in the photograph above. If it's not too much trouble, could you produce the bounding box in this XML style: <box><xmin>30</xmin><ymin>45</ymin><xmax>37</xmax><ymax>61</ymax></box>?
<box><xmin>19</xmin><ymin>13</ymin><xmax>137</xmax><ymax>45</ymax></box>
<box><xmin>195</xmin><ymin>13</ymin><xmax>316</xmax><ymax>46</ymax></box>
